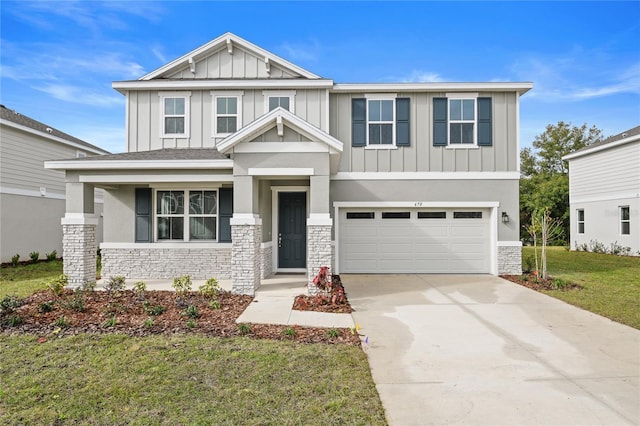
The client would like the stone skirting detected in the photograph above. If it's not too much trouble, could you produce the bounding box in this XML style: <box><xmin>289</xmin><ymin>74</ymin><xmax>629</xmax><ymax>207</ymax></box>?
<box><xmin>231</xmin><ymin>224</ymin><xmax>261</xmax><ymax>295</ymax></box>
<box><xmin>100</xmin><ymin>246</ymin><xmax>232</xmax><ymax>280</ymax></box>
<box><xmin>260</xmin><ymin>243</ymin><xmax>273</xmax><ymax>279</ymax></box>
<box><xmin>63</xmin><ymin>224</ymin><xmax>97</xmax><ymax>288</ymax></box>
<box><xmin>306</xmin><ymin>225</ymin><xmax>333</xmax><ymax>293</ymax></box>
<box><xmin>498</xmin><ymin>244</ymin><xmax>522</xmax><ymax>275</ymax></box>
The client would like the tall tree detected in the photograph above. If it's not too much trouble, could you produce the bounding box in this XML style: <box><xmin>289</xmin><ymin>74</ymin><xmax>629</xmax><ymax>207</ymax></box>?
<box><xmin>520</xmin><ymin>122</ymin><xmax>603</xmax><ymax>242</ymax></box>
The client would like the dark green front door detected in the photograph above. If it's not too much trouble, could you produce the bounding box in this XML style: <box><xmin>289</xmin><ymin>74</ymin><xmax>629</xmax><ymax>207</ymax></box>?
<box><xmin>278</xmin><ymin>192</ymin><xmax>306</xmax><ymax>268</ymax></box>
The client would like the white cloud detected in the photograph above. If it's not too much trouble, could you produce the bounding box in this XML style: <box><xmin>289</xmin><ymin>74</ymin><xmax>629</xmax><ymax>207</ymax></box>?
<box><xmin>278</xmin><ymin>39</ymin><xmax>321</xmax><ymax>63</ymax></box>
<box><xmin>399</xmin><ymin>70</ymin><xmax>445</xmax><ymax>83</ymax></box>
<box><xmin>35</xmin><ymin>84</ymin><xmax>124</xmax><ymax>108</ymax></box>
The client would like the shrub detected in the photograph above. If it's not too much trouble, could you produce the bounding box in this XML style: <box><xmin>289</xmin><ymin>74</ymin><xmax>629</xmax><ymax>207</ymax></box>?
<box><xmin>589</xmin><ymin>239</ymin><xmax>607</xmax><ymax>254</ymax></box>
<box><xmin>311</xmin><ymin>267</ymin><xmax>346</xmax><ymax>305</ymax></box>
<box><xmin>11</xmin><ymin>254</ymin><xmax>20</xmax><ymax>267</ymax></box>
<box><xmin>209</xmin><ymin>300</ymin><xmax>221</xmax><ymax>310</ymax></box>
<box><xmin>46</xmin><ymin>250</ymin><xmax>58</xmax><ymax>261</ymax></box>
<box><xmin>53</xmin><ymin>316</ymin><xmax>69</xmax><ymax>328</ymax></box>
<box><xmin>172</xmin><ymin>275</ymin><xmax>192</xmax><ymax>296</ymax></box>
<box><xmin>47</xmin><ymin>275</ymin><xmax>69</xmax><ymax>296</ymax></box>
<box><xmin>199</xmin><ymin>277</ymin><xmax>220</xmax><ymax>298</ymax></box>
<box><xmin>609</xmin><ymin>242</ymin><xmax>632</xmax><ymax>256</ymax></box>
<box><xmin>82</xmin><ymin>280</ymin><xmax>96</xmax><ymax>292</ymax></box>
<box><xmin>142</xmin><ymin>301</ymin><xmax>165</xmax><ymax>316</ymax></box>
<box><xmin>101</xmin><ymin>316</ymin><xmax>117</xmax><ymax>328</ymax></box>
<box><xmin>29</xmin><ymin>251</ymin><xmax>40</xmax><ymax>262</ymax></box>
<box><xmin>38</xmin><ymin>301</ymin><xmax>55</xmax><ymax>313</ymax></box>
<box><xmin>186</xmin><ymin>319</ymin><xmax>196</xmax><ymax>329</ymax></box>
<box><xmin>283</xmin><ymin>327</ymin><xmax>296</xmax><ymax>338</ymax></box>
<box><xmin>133</xmin><ymin>281</ymin><xmax>147</xmax><ymax>297</ymax></box>
<box><xmin>105</xmin><ymin>276</ymin><xmax>126</xmax><ymax>293</ymax></box>
<box><xmin>327</xmin><ymin>328</ymin><xmax>340</xmax><ymax>338</ymax></box>
<box><xmin>237</xmin><ymin>323</ymin><xmax>251</xmax><ymax>335</ymax></box>
<box><xmin>60</xmin><ymin>291</ymin><xmax>86</xmax><ymax>313</ymax></box>
<box><xmin>104</xmin><ymin>301</ymin><xmax>127</xmax><ymax>315</ymax></box>
<box><xmin>3</xmin><ymin>315</ymin><xmax>23</xmax><ymax>327</ymax></box>
<box><xmin>575</xmin><ymin>242</ymin><xmax>588</xmax><ymax>252</ymax></box>
<box><xmin>522</xmin><ymin>256</ymin><xmax>535</xmax><ymax>274</ymax></box>
<box><xmin>0</xmin><ymin>295</ymin><xmax>23</xmax><ymax>316</ymax></box>
<box><xmin>551</xmin><ymin>278</ymin><xmax>568</xmax><ymax>290</ymax></box>
<box><xmin>143</xmin><ymin>318</ymin><xmax>154</xmax><ymax>328</ymax></box>
<box><xmin>182</xmin><ymin>305</ymin><xmax>200</xmax><ymax>319</ymax></box>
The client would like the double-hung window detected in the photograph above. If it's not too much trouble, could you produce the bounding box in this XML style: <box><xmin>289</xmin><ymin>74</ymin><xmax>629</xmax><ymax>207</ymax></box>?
<box><xmin>433</xmin><ymin>95</ymin><xmax>492</xmax><ymax>147</ymax></box>
<box><xmin>620</xmin><ymin>206</ymin><xmax>630</xmax><ymax>235</ymax></box>
<box><xmin>212</xmin><ymin>91</ymin><xmax>243</xmax><ymax>137</ymax></box>
<box><xmin>368</xmin><ymin>99</ymin><xmax>394</xmax><ymax>145</ymax></box>
<box><xmin>159</xmin><ymin>92</ymin><xmax>191</xmax><ymax>138</ymax></box>
<box><xmin>156</xmin><ymin>190</ymin><xmax>217</xmax><ymax>241</ymax></box>
<box><xmin>263</xmin><ymin>90</ymin><xmax>296</xmax><ymax>113</ymax></box>
<box><xmin>449</xmin><ymin>98</ymin><xmax>475</xmax><ymax>144</ymax></box>
<box><xmin>577</xmin><ymin>209</ymin><xmax>585</xmax><ymax>234</ymax></box>
<box><xmin>351</xmin><ymin>95</ymin><xmax>410</xmax><ymax>148</ymax></box>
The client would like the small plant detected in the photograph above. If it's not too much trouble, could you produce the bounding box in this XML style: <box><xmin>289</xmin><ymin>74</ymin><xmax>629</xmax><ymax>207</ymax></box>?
<box><xmin>101</xmin><ymin>316</ymin><xmax>117</xmax><ymax>328</ymax></box>
<box><xmin>327</xmin><ymin>328</ymin><xmax>340</xmax><ymax>338</ymax></box>
<box><xmin>3</xmin><ymin>315</ymin><xmax>23</xmax><ymax>327</ymax></box>
<box><xmin>199</xmin><ymin>277</ymin><xmax>220</xmax><ymax>298</ymax></box>
<box><xmin>237</xmin><ymin>323</ymin><xmax>251</xmax><ymax>335</ymax></box>
<box><xmin>575</xmin><ymin>242</ymin><xmax>588</xmax><ymax>252</ymax></box>
<box><xmin>551</xmin><ymin>278</ymin><xmax>568</xmax><ymax>290</ymax></box>
<box><xmin>11</xmin><ymin>254</ymin><xmax>20</xmax><ymax>267</ymax></box>
<box><xmin>143</xmin><ymin>318</ymin><xmax>154</xmax><ymax>328</ymax></box>
<box><xmin>182</xmin><ymin>305</ymin><xmax>200</xmax><ymax>319</ymax></box>
<box><xmin>209</xmin><ymin>300</ymin><xmax>221</xmax><ymax>310</ymax></box>
<box><xmin>29</xmin><ymin>251</ymin><xmax>40</xmax><ymax>262</ymax></box>
<box><xmin>133</xmin><ymin>281</ymin><xmax>147</xmax><ymax>297</ymax></box>
<box><xmin>172</xmin><ymin>275</ymin><xmax>192</xmax><ymax>296</ymax></box>
<box><xmin>522</xmin><ymin>256</ymin><xmax>535</xmax><ymax>274</ymax></box>
<box><xmin>82</xmin><ymin>280</ymin><xmax>96</xmax><ymax>292</ymax></box>
<box><xmin>186</xmin><ymin>319</ymin><xmax>196</xmax><ymax>329</ymax></box>
<box><xmin>0</xmin><ymin>295</ymin><xmax>23</xmax><ymax>315</ymax></box>
<box><xmin>519</xmin><ymin>274</ymin><xmax>529</xmax><ymax>282</ymax></box>
<box><xmin>53</xmin><ymin>316</ymin><xmax>69</xmax><ymax>328</ymax></box>
<box><xmin>142</xmin><ymin>301</ymin><xmax>165</xmax><ymax>316</ymax></box>
<box><xmin>60</xmin><ymin>291</ymin><xmax>86</xmax><ymax>313</ymax></box>
<box><xmin>47</xmin><ymin>275</ymin><xmax>68</xmax><ymax>296</ymax></box>
<box><xmin>46</xmin><ymin>250</ymin><xmax>58</xmax><ymax>261</ymax></box>
<box><xmin>105</xmin><ymin>276</ymin><xmax>127</xmax><ymax>294</ymax></box>
<box><xmin>283</xmin><ymin>327</ymin><xmax>296</xmax><ymax>338</ymax></box>
<box><xmin>589</xmin><ymin>239</ymin><xmax>607</xmax><ymax>254</ymax></box>
<box><xmin>104</xmin><ymin>301</ymin><xmax>127</xmax><ymax>315</ymax></box>
<box><xmin>38</xmin><ymin>301</ymin><xmax>55</xmax><ymax>313</ymax></box>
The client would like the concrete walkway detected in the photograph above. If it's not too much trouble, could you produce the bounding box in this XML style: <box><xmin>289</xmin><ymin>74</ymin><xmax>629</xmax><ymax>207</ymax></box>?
<box><xmin>344</xmin><ymin>274</ymin><xmax>640</xmax><ymax>426</ymax></box>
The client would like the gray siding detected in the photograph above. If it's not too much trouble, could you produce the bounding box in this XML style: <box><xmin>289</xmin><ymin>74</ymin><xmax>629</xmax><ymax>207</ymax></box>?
<box><xmin>127</xmin><ymin>89</ymin><xmax>328</xmax><ymax>152</ymax></box>
<box><xmin>330</xmin><ymin>92</ymin><xmax>519</xmax><ymax>173</ymax></box>
<box><xmin>103</xmin><ymin>186</ymin><xmax>136</xmax><ymax>243</ymax></box>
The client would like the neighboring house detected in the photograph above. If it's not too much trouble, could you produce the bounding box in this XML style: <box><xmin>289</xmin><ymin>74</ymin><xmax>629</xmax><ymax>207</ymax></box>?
<box><xmin>0</xmin><ymin>105</ymin><xmax>109</xmax><ymax>263</ymax></box>
<box><xmin>45</xmin><ymin>33</ymin><xmax>532</xmax><ymax>293</ymax></box>
<box><xmin>563</xmin><ymin>126</ymin><xmax>640</xmax><ymax>254</ymax></box>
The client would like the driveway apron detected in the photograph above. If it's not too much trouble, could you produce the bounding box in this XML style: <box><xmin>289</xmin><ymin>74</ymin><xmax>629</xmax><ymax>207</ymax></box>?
<box><xmin>344</xmin><ymin>274</ymin><xmax>640</xmax><ymax>426</ymax></box>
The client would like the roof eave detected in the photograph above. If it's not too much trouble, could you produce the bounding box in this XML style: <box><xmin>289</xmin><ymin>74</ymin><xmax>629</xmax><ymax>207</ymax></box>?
<box><xmin>563</xmin><ymin>134</ymin><xmax>640</xmax><ymax>161</ymax></box>
<box><xmin>44</xmin><ymin>159</ymin><xmax>234</xmax><ymax>171</ymax></box>
<box><xmin>331</xmin><ymin>82</ymin><xmax>533</xmax><ymax>95</ymax></box>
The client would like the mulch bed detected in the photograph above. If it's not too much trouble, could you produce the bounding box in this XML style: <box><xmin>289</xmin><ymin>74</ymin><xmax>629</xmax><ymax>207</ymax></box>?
<box><xmin>292</xmin><ymin>294</ymin><xmax>353</xmax><ymax>313</ymax></box>
<box><xmin>1</xmin><ymin>289</ymin><xmax>360</xmax><ymax>346</ymax></box>
<box><xmin>500</xmin><ymin>273</ymin><xmax>583</xmax><ymax>291</ymax></box>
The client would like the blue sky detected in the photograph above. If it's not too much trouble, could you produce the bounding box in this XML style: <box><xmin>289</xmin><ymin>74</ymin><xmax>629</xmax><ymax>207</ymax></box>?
<box><xmin>1</xmin><ymin>1</ymin><xmax>639</xmax><ymax>154</ymax></box>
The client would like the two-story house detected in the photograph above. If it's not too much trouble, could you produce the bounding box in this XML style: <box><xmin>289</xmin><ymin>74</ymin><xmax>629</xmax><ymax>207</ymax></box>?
<box><xmin>1</xmin><ymin>105</ymin><xmax>108</xmax><ymax>263</ymax></box>
<box><xmin>46</xmin><ymin>33</ymin><xmax>532</xmax><ymax>294</ymax></box>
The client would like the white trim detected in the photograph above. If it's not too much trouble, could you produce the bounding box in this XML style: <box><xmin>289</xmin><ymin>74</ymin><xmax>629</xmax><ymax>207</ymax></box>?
<box><xmin>230</xmin><ymin>214</ymin><xmax>262</xmax><ymax>226</ymax></box>
<box><xmin>61</xmin><ymin>213</ymin><xmax>99</xmax><ymax>226</ymax></box>
<box><xmin>233</xmin><ymin>141</ymin><xmax>332</xmax><ymax>153</ymax></box>
<box><xmin>158</xmin><ymin>91</ymin><xmax>191</xmax><ymax>139</ymax></box>
<box><xmin>489</xmin><ymin>207</ymin><xmax>498</xmax><ymax>274</ymax></box>
<box><xmin>331</xmin><ymin>172</ymin><xmax>520</xmax><ymax>180</ymax></box>
<box><xmin>271</xmin><ymin>186</ymin><xmax>310</xmax><ymax>273</ymax></box>
<box><xmin>619</xmin><ymin>205</ymin><xmax>631</xmax><ymax>236</ymax></box>
<box><xmin>79</xmin><ymin>174</ymin><xmax>233</xmax><ymax>184</ymax></box>
<box><xmin>100</xmin><ymin>242</ymin><xmax>232</xmax><ymax>249</ymax></box>
<box><xmin>275</xmin><ymin>268</ymin><xmax>307</xmax><ymax>274</ymax></box>
<box><xmin>211</xmin><ymin>91</ymin><xmax>244</xmax><ymax>138</ymax></box>
<box><xmin>445</xmin><ymin>146</ymin><xmax>480</xmax><ymax>150</ymax></box>
<box><xmin>0</xmin><ymin>119</ymin><xmax>108</xmax><ymax>155</ymax></box>
<box><xmin>154</xmin><ymin>188</ymin><xmax>220</xmax><ymax>242</ymax></box>
<box><xmin>333</xmin><ymin>201</ymin><xmax>500</xmax><ymax>208</ymax></box>
<box><xmin>262</xmin><ymin>90</ymin><xmax>296</xmax><ymax>114</ymax></box>
<box><xmin>366</xmin><ymin>97</ymin><xmax>396</xmax><ymax>146</ymax></box>
<box><xmin>113</xmin><ymin>79</ymin><xmax>333</xmax><ymax>92</ymax></box>
<box><xmin>497</xmin><ymin>241</ymin><xmax>523</xmax><ymax>247</ymax></box>
<box><xmin>364</xmin><ymin>145</ymin><xmax>399</xmax><ymax>150</ymax></box>
<box><xmin>1</xmin><ymin>186</ymin><xmax>66</xmax><ymax>200</ymax></box>
<box><xmin>261</xmin><ymin>241</ymin><xmax>273</xmax><ymax>249</ymax></box>
<box><xmin>248</xmin><ymin>168</ymin><xmax>314</xmax><ymax>176</ymax></box>
<box><xmin>364</xmin><ymin>93</ymin><xmax>397</xmax><ymax>100</ymax></box>
<box><xmin>448</xmin><ymin>97</ymin><xmax>478</xmax><ymax>146</ymax></box>
<box><xmin>45</xmin><ymin>159</ymin><xmax>233</xmax><ymax>170</ymax></box>
<box><xmin>516</xmin><ymin>94</ymin><xmax>521</xmax><ymax>172</ymax></box>
<box><xmin>307</xmin><ymin>213</ymin><xmax>333</xmax><ymax>226</ymax></box>
<box><xmin>446</xmin><ymin>92</ymin><xmax>478</xmax><ymax>99</ymax></box>
<box><xmin>563</xmin><ymin>135</ymin><xmax>640</xmax><ymax>160</ymax></box>
<box><xmin>331</xmin><ymin>82</ymin><xmax>533</xmax><ymax>94</ymax></box>
<box><xmin>570</xmin><ymin>193</ymin><xmax>640</xmax><ymax>204</ymax></box>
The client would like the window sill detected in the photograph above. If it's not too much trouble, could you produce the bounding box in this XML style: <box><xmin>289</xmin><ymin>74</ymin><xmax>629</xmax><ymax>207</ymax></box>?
<box><xmin>161</xmin><ymin>134</ymin><xmax>190</xmax><ymax>139</ymax></box>
<box><xmin>100</xmin><ymin>242</ymin><xmax>231</xmax><ymax>249</ymax></box>
<box><xmin>364</xmin><ymin>145</ymin><xmax>398</xmax><ymax>150</ymax></box>
<box><xmin>445</xmin><ymin>145</ymin><xmax>480</xmax><ymax>150</ymax></box>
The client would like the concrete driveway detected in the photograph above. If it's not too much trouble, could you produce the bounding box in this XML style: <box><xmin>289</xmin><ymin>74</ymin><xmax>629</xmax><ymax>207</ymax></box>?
<box><xmin>344</xmin><ymin>274</ymin><xmax>640</xmax><ymax>426</ymax></box>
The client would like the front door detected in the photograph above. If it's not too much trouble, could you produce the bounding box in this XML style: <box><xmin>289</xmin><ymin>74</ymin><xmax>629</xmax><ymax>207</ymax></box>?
<box><xmin>278</xmin><ymin>192</ymin><xmax>306</xmax><ymax>269</ymax></box>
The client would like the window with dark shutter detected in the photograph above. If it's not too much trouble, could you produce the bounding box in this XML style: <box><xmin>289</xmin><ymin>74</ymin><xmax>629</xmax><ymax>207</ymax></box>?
<box><xmin>477</xmin><ymin>97</ymin><xmax>493</xmax><ymax>146</ymax></box>
<box><xmin>218</xmin><ymin>188</ymin><xmax>233</xmax><ymax>242</ymax></box>
<box><xmin>352</xmin><ymin>98</ymin><xmax>366</xmax><ymax>147</ymax></box>
<box><xmin>396</xmin><ymin>98</ymin><xmax>410</xmax><ymax>146</ymax></box>
<box><xmin>135</xmin><ymin>188</ymin><xmax>152</xmax><ymax>242</ymax></box>
<box><xmin>433</xmin><ymin>98</ymin><xmax>448</xmax><ymax>146</ymax></box>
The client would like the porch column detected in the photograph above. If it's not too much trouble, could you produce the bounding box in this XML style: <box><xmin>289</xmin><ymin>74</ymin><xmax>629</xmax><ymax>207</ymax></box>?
<box><xmin>231</xmin><ymin>176</ymin><xmax>261</xmax><ymax>295</ymax></box>
<box><xmin>307</xmin><ymin>175</ymin><xmax>333</xmax><ymax>293</ymax></box>
<box><xmin>62</xmin><ymin>181</ymin><xmax>98</xmax><ymax>288</ymax></box>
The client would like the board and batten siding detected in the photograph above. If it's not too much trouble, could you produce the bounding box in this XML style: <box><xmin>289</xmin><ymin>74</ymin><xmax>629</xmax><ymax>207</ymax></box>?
<box><xmin>330</xmin><ymin>92</ymin><xmax>519</xmax><ymax>173</ymax></box>
<box><xmin>569</xmin><ymin>142</ymin><xmax>640</xmax><ymax>202</ymax></box>
<box><xmin>127</xmin><ymin>89</ymin><xmax>328</xmax><ymax>152</ymax></box>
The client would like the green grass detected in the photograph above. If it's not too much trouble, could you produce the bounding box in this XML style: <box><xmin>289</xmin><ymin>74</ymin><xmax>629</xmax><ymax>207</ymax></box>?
<box><xmin>0</xmin><ymin>260</ymin><xmax>63</xmax><ymax>298</ymax></box>
<box><xmin>0</xmin><ymin>334</ymin><xmax>386</xmax><ymax>425</ymax></box>
<box><xmin>523</xmin><ymin>247</ymin><xmax>640</xmax><ymax>329</ymax></box>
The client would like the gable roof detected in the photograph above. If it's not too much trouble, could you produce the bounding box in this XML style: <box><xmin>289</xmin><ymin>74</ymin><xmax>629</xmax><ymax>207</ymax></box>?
<box><xmin>217</xmin><ymin>107</ymin><xmax>343</xmax><ymax>154</ymax></box>
<box><xmin>141</xmin><ymin>32</ymin><xmax>321</xmax><ymax>81</ymax></box>
<box><xmin>563</xmin><ymin>125</ymin><xmax>640</xmax><ymax>161</ymax></box>
<box><xmin>0</xmin><ymin>105</ymin><xmax>109</xmax><ymax>155</ymax></box>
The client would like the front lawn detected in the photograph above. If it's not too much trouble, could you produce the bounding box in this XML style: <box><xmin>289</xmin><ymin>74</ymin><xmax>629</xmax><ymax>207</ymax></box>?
<box><xmin>0</xmin><ymin>260</ymin><xmax>63</xmax><ymax>298</ymax></box>
<box><xmin>522</xmin><ymin>247</ymin><xmax>640</xmax><ymax>329</ymax></box>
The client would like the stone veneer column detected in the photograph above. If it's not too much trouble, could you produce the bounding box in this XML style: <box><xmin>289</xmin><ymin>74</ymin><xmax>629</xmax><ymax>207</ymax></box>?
<box><xmin>231</xmin><ymin>215</ymin><xmax>262</xmax><ymax>295</ymax></box>
<box><xmin>62</xmin><ymin>214</ymin><xmax>98</xmax><ymax>288</ymax></box>
<box><xmin>498</xmin><ymin>242</ymin><xmax>522</xmax><ymax>275</ymax></box>
<box><xmin>306</xmin><ymin>214</ymin><xmax>333</xmax><ymax>294</ymax></box>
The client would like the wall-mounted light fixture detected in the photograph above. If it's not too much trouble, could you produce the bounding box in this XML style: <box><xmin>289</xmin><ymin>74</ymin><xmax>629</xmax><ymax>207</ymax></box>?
<box><xmin>501</xmin><ymin>212</ymin><xmax>510</xmax><ymax>223</ymax></box>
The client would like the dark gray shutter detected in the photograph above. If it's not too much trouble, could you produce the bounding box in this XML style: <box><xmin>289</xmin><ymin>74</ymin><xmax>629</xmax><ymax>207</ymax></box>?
<box><xmin>352</xmin><ymin>98</ymin><xmax>366</xmax><ymax>147</ymax></box>
<box><xmin>218</xmin><ymin>188</ymin><xmax>233</xmax><ymax>242</ymax></box>
<box><xmin>433</xmin><ymin>98</ymin><xmax>448</xmax><ymax>146</ymax></box>
<box><xmin>477</xmin><ymin>97</ymin><xmax>492</xmax><ymax>146</ymax></box>
<box><xmin>135</xmin><ymin>188</ymin><xmax>152</xmax><ymax>243</ymax></box>
<box><xmin>396</xmin><ymin>97</ymin><xmax>410</xmax><ymax>146</ymax></box>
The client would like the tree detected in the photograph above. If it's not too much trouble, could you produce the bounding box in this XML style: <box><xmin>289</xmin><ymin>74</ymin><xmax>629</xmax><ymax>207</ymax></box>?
<box><xmin>520</xmin><ymin>122</ymin><xmax>603</xmax><ymax>242</ymax></box>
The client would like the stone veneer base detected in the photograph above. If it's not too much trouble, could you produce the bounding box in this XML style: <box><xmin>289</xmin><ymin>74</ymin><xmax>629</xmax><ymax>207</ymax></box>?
<box><xmin>231</xmin><ymin>224</ymin><xmax>261</xmax><ymax>295</ymax></box>
<box><xmin>63</xmin><ymin>224</ymin><xmax>97</xmax><ymax>288</ymax></box>
<box><xmin>306</xmin><ymin>225</ymin><xmax>333</xmax><ymax>294</ymax></box>
<box><xmin>498</xmin><ymin>245</ymin><xmax>522</xmax><ymax>275</ymax></box>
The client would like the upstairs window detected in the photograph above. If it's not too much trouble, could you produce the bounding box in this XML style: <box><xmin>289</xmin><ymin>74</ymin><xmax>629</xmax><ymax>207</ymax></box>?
<box><xmin>159</xmin><ymin>92</ymin><xmax>191</xmax><ymax>138</ymax></box>
<box><xmin>577</xmin><ymin>209</ymin><xmax>585</xmax><ymax>234</ymax></box>
<box><xmin>433</xmin><ymin>95</ymin><xmax>492</xmax><ymax>147</ymax></box>
<box><xmin>620</xmin><ymin>206</ymin><xmax>630</xmax><ymax>235</ymax></box>
<box><xmin>352</xmin><ymin>96</ymin><xmax>410</xmax><ymax>148</ymax></box>
<box><xmin>212</xmin><ymin>92</ymin><xmax>243</xmax><ymax>137</ymax></box>
<box><xmin>263</xmin><ymin>90</ymin><xmax>295</xmax><ymax>113</ymax></box>
<box><xmin>368</xmin><ymin>99</ymin><xmax>394</xmax><ymax>145</ymax></box>
<box><xmin>449</xmin><ymin>99</ymin><xmax>475</xmax><ymax>144</ymax></box>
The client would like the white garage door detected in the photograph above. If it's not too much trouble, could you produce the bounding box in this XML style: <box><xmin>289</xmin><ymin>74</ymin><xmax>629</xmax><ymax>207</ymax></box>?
<box><xmin>339</xmin><ymin>208</ymin><xmax>490</xmax><ymax>273</ymax></box>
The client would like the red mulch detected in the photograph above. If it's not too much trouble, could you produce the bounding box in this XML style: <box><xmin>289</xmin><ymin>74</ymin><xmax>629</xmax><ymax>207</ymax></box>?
<box><xmin>500</xmin><ymin>273</ymin><xmax>583</xmax><ymax>291</ymax></box>
<box><xmin>292</xmin><ymin>294</ymin><xmax>353</xmax><ymax>313</ymax></box>
<box><xmin>1</xmin><ymin>289</ymin><xmax>360</xmax><ymax>346</ymax></box>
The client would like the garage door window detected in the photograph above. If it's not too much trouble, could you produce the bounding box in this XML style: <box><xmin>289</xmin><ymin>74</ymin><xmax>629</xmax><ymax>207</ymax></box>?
<box><xmin>346</xmin><ymin>212</ymin><xmax>375</xmax><ymax>219</ymax></box>
<box><xmin>453</xmin><ymin>211</ymin><xmax>483</xmax><ymax>219</ymax></box>
<box><xmin>382</xmin><ymin>212</ymin><xmax>410</xmax><ymax>219</ymax></box>
<box><xmin>418</xmin><ymin>212</ymin><xmax>446</xmax><ymax>219</ymax></box>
